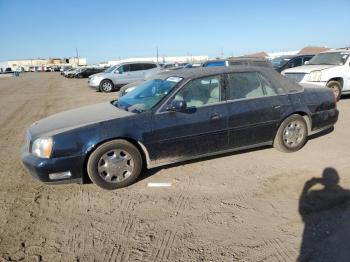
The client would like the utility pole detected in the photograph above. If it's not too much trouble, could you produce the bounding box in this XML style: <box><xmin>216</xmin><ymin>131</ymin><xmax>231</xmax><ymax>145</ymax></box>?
<box><xmin>76</xmin><ymin>48</ymin><xmax>79</xmax><ymax>66</ymax></box>
<box><xmin>156</xmin><ymin>46</ymin><xmax>159</xmax><ymax>64</ymax></box>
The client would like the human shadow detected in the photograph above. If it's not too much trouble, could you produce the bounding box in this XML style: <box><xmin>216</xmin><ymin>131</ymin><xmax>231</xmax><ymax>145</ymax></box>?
<box><xmin>298</xmin><ymin>168</ymin><xmax>350</xmax><ymax>262</ymax></box>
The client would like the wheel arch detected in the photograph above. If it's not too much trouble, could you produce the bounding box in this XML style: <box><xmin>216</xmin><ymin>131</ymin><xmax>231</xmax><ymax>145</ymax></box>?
<box><xmin>327</xmin><ymin>77</ymin><xmax>344</xmax><ymax>88</ymax></box>
<box><xmin>82</xmin><ymin>137</ymin><xmax>150</xmax><ymax>183</ymax></box>
<box><xmin>278</xmin><ymin>111</ymin><xmax>312</xmax><ymax>135</ymax></box>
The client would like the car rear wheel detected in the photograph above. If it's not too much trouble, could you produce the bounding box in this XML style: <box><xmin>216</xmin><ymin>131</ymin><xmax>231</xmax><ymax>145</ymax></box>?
<box><xmin>87</xmin><ymin>140</ymin><xmax>142</xmax><ymax>190</ymax></box>
<box><xmin>100</xmin><ymin>80</ymin><xmax>114</xmax><ymax>92</ymax></box>
<box><xmin>326</xmin><ymin>80</ymin><xmax>342</xmax><ymax>101</ymax></box>
<box><xmin>274</xmin><ymin>114</ymin><xmax>308</xmax><ymax>153</ymax></box>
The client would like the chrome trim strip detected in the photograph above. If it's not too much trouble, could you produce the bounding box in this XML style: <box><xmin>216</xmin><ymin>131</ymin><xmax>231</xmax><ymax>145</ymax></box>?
<box><xmin>147</xmin><ymin>141</ymin><xmax>272</xmax><ymax>169</ymax></box>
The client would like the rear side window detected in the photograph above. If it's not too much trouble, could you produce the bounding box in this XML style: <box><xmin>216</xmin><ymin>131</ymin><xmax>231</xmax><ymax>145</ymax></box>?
<box><xmin>227</xmin><ymin>72</ymin><xmax>276</xmax><ymax>100</ymax></box>
<box><xmin>130</xmin><ymin>64</ymin><xmax>145</xmax><ymax>71</ymax></box>
<box><xmin>143</xmin><ymin>63</ymin><xmax>157</xmax><ymax>69</ymax></box>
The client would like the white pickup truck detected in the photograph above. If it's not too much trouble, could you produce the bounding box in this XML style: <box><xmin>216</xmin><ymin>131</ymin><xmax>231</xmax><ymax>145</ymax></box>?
<box><xmin>282</xmin><ymin>48</ymin><xmax>350</xmax><ymax>100</ymax></box>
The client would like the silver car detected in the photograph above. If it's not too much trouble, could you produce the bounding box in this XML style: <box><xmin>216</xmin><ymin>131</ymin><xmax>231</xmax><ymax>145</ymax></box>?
<box><xmin>88</xmin><ymin>61</ymin><xmax>161</xmax><ymax>92</ymax></box>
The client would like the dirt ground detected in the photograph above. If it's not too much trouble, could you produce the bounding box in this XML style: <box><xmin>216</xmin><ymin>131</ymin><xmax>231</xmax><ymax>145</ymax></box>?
<box><xmin>1</xmin><ymin>73</ymin><xmax>350</xmax><ymax>262</ymax></box>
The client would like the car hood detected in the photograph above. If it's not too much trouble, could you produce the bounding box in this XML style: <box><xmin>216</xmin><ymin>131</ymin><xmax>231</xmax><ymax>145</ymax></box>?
<box><xmin>90</xmin><ymin>72</ymin><xmax>109</xmax><ymax>78</ymax></box>
<box><xmin>29</xmin><ymin>102</ymin><xmax>134</xmax><ymax>138</ymax></box>
<box><xmin>283</xmin><ymin>64</ymin><xmax>337</xmax><ymax>74</ymax></box>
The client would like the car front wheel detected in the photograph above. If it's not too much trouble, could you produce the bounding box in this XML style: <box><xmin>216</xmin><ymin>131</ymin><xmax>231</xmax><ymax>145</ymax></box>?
<box><xmin>274</xmin><ymin>114</ymin><xmax>308</xmax><ymax>153</ymax></box>
<box><xmin>87</xmin><ymin>140</ymin><xmax>142</xmax><ymax>190</ymax></box>
<box><xmin>100</xmin><ymin>80</ymin><xmax>114</xmax><ymax>92</ymax></box>
<box><xmin>326</xmin><ymin>80</ymin><xmax>342</xmax><ymax>101</ymax></box>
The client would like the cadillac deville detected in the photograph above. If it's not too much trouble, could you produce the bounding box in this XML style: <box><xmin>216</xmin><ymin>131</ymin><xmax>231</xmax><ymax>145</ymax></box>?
<box><xmin>22</xmin><ymin>67</ymin><xmax>339</xmax><ymax>190</ymax></box>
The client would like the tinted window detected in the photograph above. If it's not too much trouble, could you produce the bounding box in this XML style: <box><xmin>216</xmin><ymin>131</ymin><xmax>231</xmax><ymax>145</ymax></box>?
<box><xmin>290</xmin><ymin>57</ymin><xmax>303</xmax><ymax>67</ymax></box>
<box><xmin>174</xmin><ymin>76</ymin><xmax>221</xmax><ymax>107</ymax></box>
<box><xmin>143</xmin><ymin>63</ymin><xmax>157</xmax><ymax>69</ymax></box>
<box><xmin>228</xmin><ymin>72</ymin><xmax>271</xmax><ymax>100</ymax></box>
<box><xmin>303</xmin><ymin>56</ymin><xmax>313</xmax><ymax>64</ymax></box>
<box><xmin>203</xmin><ymin>61</ymin><xmax>226</xmax><ymax>67</ymax></box>
<box><xmin>130</xmin><ymin>64</ymin><xmax>144</xmax><ymax>71</ymax></box>
<box><xmin>117</xmin><ymin>64</ymin><xmax>130</xmax><ymax>73</ymax></box>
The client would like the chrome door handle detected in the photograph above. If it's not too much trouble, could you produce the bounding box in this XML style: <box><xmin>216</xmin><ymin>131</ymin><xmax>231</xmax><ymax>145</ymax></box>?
<box><xmin>211</xmin><ymin>113</ymin><xmax>221</xmax><ymax>120</ymax></box>
<box><xmin>273</xmin><ymin>105</ymin><xmax>281</xmax><ymax>109</ymax></box>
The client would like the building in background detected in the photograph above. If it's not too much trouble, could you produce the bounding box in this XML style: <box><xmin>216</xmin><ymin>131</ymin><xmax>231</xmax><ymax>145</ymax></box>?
<box><xmin>5</xmin><ymin>57</ymin><xmax>87</xmax><ymax>71</ymax></box>
<box><xmin>106</xmin><ymin>56</ymin><xmax>208</xmax><ymax>66</ymax></box>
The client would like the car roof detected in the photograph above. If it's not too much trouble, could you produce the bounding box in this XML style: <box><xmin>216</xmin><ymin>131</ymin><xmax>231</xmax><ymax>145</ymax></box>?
<box><xmin>115</xmin><ymin>61</ymin><xmax>157</xmax><ymax>65</ymax></box>
<box><xmin>322</xmin><ymin>48</ymin><xmax>350</xmax><ymax>54</ymax></box>
<box><xmin>154</xmin><ymin>66</ymin><xmax>270</xmax><ymax>79</ymax></box>
<box><xmin>151</xmin><ymin>66</ymin><xmax>303</xmax><ymax>93</ymax></box>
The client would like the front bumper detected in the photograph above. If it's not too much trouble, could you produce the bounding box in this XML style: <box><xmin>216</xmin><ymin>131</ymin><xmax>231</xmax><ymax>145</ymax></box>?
<box><xmin>88</xmin><ymin>78</ymin><xmax>101</xmax><ymax>89</ymax></box>
<box><xmin>21</xmin><ymin>148</ymin><xmax>85</xmax><ymax>184</ymax></box>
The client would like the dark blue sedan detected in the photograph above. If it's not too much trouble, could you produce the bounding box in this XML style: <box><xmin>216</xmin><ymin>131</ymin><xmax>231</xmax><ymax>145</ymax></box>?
<box><xmin>22</xmin><ymin>66</ymin><xmax>338</xmax><ymax>190</ymax></box>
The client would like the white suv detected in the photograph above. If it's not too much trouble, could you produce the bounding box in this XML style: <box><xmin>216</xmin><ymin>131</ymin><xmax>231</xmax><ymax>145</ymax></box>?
<box><xmin>88</xmin><ymin>61</ymin><xmax>161</xmax><ymax>92</ymax></box>
<box><xmin>282</xmin><ymin>48</ymin><xmax>350</xmax><ymax>100</ymax></box>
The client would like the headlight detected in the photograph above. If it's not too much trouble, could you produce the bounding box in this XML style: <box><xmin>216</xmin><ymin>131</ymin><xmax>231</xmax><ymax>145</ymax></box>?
<box><xmin>32</xmin><ymin>137</ymin><xmax>53</xmax><ymax>158</ymax></box>
<box><xmin>307</xmin><ymin>70</ymin><xmax>322</xmax><ymax>82</ymax></box>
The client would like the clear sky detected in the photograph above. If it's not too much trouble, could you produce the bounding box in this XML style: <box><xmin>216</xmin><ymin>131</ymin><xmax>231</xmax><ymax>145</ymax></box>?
<box><xmin>0</xmin><ymin>0</ymin><xmax>349</xmax><ymax>63</ymax></box>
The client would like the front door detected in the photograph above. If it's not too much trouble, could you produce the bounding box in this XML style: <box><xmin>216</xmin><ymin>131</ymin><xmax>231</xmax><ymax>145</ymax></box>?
<box><xmin>148</xmin><ymin>75</ymin><xmax>229</xmax><ymax>164</ymax></box>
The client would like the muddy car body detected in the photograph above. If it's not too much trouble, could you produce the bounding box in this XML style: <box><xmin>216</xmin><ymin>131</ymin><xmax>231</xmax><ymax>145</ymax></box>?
<box><xmin>22</xmin><ymin>66</ymin><xmax>339</xmax><ymax>190</ymax></box>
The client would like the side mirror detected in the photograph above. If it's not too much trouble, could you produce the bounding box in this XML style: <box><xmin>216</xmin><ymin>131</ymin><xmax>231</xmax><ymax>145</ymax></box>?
<box><xmin>304</xmin><ymin>61</ymin><xmax>310</xmax><ymax>65</ymax></box>
<box><xmin>167</xmin><ymin>100</ymin><xmax>187</xmax><ymax>112</ymax></box>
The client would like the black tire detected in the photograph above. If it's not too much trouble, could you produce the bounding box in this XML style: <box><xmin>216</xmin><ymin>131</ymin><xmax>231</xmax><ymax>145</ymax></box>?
<box><xmin>87</xmin><ymin>140</ymin><xmax>142</xmax><ymax>190</ymax></box>
<box><xmin>274</xmin><ymin>114</ymin><xmax>308</xmax><ymax>153</ymax></box>
<box><xmin>326</xmin><ymin>80</ymin><xmax>342</xmax><ymax>101</ymax></box>
<box><xmin>99</xmin><ymin>79</ymin><xmax>114</xmax><ymax>92</ymax></box>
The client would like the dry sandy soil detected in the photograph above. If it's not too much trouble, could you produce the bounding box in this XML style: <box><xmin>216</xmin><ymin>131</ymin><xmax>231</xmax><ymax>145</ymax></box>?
<box><xmin>1</xmin><ymin>73</ymin><xmax>350</xmax><ymax>262</ymax></box>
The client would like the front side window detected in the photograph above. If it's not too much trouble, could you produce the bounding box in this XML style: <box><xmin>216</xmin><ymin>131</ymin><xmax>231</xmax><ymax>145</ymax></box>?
<box><xmin>115</xmin><ymin>65</ymin><xmax>131</xmax><ymax>73</ymax></box>
<box><xmin>173</xmin><ymin>76</ymin><xmax>221</xmax><ymax>108</ymax></box>
<box><xmin>303</xmin><ymin>56</ymin><xmax>313</xmax><ymax>64</ymax></box>
<box><xmin>227</xmin><ymin>72</ymin><xmax>276</xmax><ymax>100</ymax></box>
<box><xmin>290</xmin><ymin>57</ymin><xmax>303</xmax><ymax>67</ymax></box>
<box><xmin>114</xmin><ymin>77</ymin><xmax>182</xmax><ymax>113</ymax></box>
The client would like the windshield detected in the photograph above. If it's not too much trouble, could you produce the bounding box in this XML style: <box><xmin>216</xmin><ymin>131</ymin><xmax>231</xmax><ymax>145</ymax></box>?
<box><xmin>271</xmin><ymin>57</ymin><xmax>291</xmax><ymax>68</ymax></box>
<box><xmin>308</xmin><ymin>52</ymin><xmax>350</xmax><ymax>65</ymax></box>
<box><xmin>113</xmin><ymin>77</ymin><xmax>183</xmax><ymax>113</ymax></box>
<box><xmin>104</xmin><ymin>66</ymin><xmax>117</xmax><ymax>73</ymax></box>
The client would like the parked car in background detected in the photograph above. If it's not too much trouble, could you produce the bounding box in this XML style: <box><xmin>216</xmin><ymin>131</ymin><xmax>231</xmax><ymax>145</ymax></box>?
<box><xmin>282</xmin><ymin>48</ymin><xmax>350</xmax><ymax>100</ymax></box>
<box><xmin>202</xmin><ymin>57</ymin><xmax>272</xmax><ymax>68</ymax></box>
<box><xmin>65</xmin><ymin>68</ymin><xmax>84</xmax><ymax>78</ymax></box>
<box><xmin>60</xmin><ymin>66</ymin><xmax>73</xmax><ymax>73</ymax></box>
<box><xmin>4</xmin><ymin>68</ymin><xmax>13</xmax><ymax>74</ymax></box>
<box><xmin>88</xmin><ymin>61</ymin><xmax>161</xmax><ymax>92</ymax></box>
<box><xmin>272</xmin><ymin>54</ymin><xmax>314</xmax><ymax>72</ymax></box>
<box><xmin>75</xmin><ymin>67</ymin><xmax>105</xmax><ymax>78</ymax></box>
<box><xmin>22</xmin><ymin>66</ymin><xmax>338</xmax><ymax>190</ymax></box>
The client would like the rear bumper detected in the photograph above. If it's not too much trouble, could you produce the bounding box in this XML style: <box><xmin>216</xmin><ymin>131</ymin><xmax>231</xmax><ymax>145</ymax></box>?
<box><xmin>311</xmin><ymin>108</ymin><xmax>339</xmax><ymax>132</ymax></box>
<box><xmin>21</xmin><ymin>148</ymin><xmax>85</xmax><ymax>184</ymax></box>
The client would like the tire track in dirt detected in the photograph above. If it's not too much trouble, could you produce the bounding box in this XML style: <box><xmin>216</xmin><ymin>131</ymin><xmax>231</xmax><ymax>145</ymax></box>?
<box><xmin>151</xmin><ymin>230</ymin><xmax>177</xmax><ymax>262</ymax></box>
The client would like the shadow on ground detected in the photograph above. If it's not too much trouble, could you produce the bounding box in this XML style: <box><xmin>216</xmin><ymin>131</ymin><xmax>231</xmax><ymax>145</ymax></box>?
<box><xmin>298</xmin><ymin>167</ymin><xmax>350</xmax><ymax>262</ymax></box>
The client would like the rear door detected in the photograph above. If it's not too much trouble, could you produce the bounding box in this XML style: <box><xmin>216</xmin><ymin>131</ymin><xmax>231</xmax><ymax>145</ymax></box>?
<box><xmin>129</xmin><ymin>63</ymin><xmax>147</xmax><ymax>82</ymax></box>
<box><xmin>226</xmin><ymin>71</ymin><xmax>289</xmax><ymax>148</ymax></box>
<box><xmin>148</xmin><ymin>75</ymin><xmax>229</xmax><ymax>163</ymax></box>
